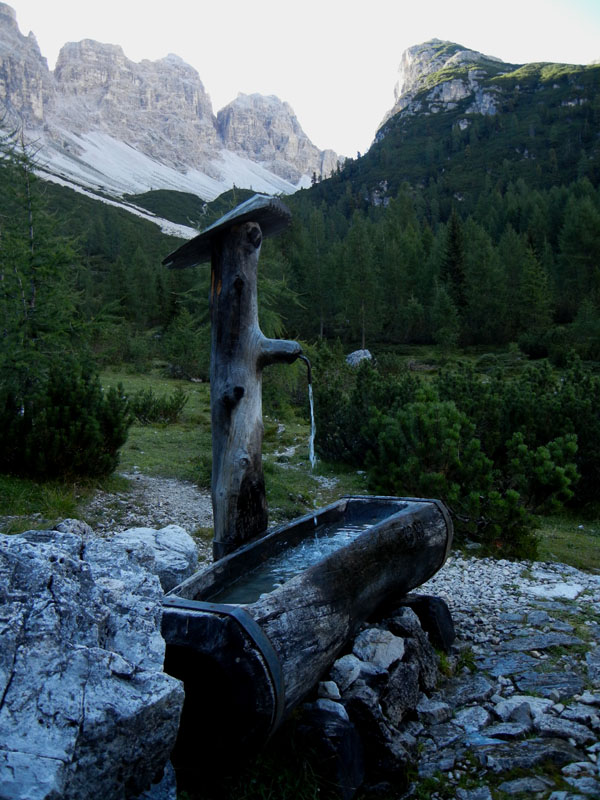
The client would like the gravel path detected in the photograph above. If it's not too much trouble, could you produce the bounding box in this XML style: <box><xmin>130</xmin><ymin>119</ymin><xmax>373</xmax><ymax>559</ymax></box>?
<box><xmin>80</xmin><ymin>471</ymin><xmax>214</xmax><ymax>561</ymax></box>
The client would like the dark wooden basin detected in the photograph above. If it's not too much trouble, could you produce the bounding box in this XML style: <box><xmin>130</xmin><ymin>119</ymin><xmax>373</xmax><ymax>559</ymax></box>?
<box><xmin>161</xmin><ymin>496</ymin><xmax>452</xmax><ymax>764</ymax></box>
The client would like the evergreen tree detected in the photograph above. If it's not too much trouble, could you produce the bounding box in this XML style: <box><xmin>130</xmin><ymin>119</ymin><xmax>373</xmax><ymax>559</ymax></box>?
<box><xmin>0</xmin><ymin>131</ymin><xmax>83</xmax><ymax>394</ymax></box>
<box><xmin>440</xmin><ymin>209</ymin><xmax>466</xmax><ymax>312</ymax></box>
<box><xmin>0</xmin><ymin>129</ymin><xmax>130</xmax><ymax>478</ymax></box>
<box><xmin>462</xmin><ymin>220</ymin><xmax>508</xmax><ymax>344</ymax></box>
<box><xmin>431</xmin><ymin>285</ymin><xmax>460</xmax><ymax>350</ymax></box>
<box><xmin>343</xmin><ymin>212</ymin><xmax>380</xmax><ymax>349</ymax></box>
<box><xmin>558</xmin><ymin>194</ymin><xmax>600</xmax><ymax>317</ymax></box>
<box><xmin>517</xmin><ymin>247</ymin><xmax>553</xmax><ymax>334</ymax></box>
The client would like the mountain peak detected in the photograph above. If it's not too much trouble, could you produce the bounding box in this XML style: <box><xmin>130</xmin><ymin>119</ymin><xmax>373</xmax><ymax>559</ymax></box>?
<box><xmin>216</xmin><ymin>93</ymin><xmax>337</xmax><ymax>184</ymax></box>
<box><xmin>0</xmin><ymin>2</ymin><xmax>339</xmax><ymax>202</ymax></box>
<box><xmin>0</xmin><ymin>2</ymin><xmax>16</xmax><ymax>26</ymax></box>
<box><xmin>394</xmin><ymin>39</ymin><xmax>504</xmax><ymax>99</ymax></box>
<box><xmin>379</xmin><ymin>39</ymin><xmax>509</xmax><ymax>133</ymax></box>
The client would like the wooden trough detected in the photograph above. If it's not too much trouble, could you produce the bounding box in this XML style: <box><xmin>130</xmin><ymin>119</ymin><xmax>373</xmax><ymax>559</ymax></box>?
<box><xmin>161</xmin><ymin>495</ymin><xmax>453</xmax><ymax>766</ymax></box>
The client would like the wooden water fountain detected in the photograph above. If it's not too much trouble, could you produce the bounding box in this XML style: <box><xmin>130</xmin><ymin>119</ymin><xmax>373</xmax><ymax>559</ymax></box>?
<box><xmin>160</xmin><ymin>195</ymin><xmax>453</xmax><ymax>766</ymax></box>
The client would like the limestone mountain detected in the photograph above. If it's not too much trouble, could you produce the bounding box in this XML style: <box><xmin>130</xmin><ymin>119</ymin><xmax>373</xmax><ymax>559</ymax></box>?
<box><xmin>217</xmin><ymin>93</ymin><xmax>338</xmax><ymax>185</ymax></box>
<box><xmin>378</xmin><ymin>39</ymin><xmax>507</xmax><ymax>130</ymax></box>
<box><xmin>0</xmin><ymin>2</ymin><xmax>340</xmax><ymax>208</ymax></box>
<box><xmin>307</xmin><ymin>37</ymin><xmax>599</xmax><ymax>212</ymax></box>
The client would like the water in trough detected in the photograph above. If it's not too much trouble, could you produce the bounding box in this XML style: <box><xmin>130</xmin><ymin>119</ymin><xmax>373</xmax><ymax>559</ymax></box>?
<box><xmin>207</xmin><ymin>504</ymin><xmax>406</xmax><ymax>605</ymax></box>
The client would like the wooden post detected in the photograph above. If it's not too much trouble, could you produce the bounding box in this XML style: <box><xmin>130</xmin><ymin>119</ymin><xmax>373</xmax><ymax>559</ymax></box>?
<box><xmin>163</xmin><ymin>195</ymin><xmax>302</xmax><ymax>560</ymax></box>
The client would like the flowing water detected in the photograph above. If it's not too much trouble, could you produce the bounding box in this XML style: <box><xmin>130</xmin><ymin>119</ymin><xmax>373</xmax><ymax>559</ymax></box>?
<box><xmin>308</xmin><ymin>383</ymin><xmax>317</xmax><ymax>470</ymax></box>
<box><xmin>208</xmin><ymin>511</ymin><xmax>388</xmax><ymax>605</ymax></box>
<box><xmin>299</xmin><ymin>354</ymin><xmax>317</xmax><ymax>469</ymax></box>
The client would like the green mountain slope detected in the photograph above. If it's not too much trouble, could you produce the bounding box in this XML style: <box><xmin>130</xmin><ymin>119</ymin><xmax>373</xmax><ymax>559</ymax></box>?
<box><xmin>306</xmin><ymin>50</ymin><xmax>600</xmax><ymax>216</ymax></box>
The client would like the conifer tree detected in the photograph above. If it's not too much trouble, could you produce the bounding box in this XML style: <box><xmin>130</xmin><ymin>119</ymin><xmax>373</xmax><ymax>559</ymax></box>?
<box><xmin>440</xmin><ymin>209</ymin><xmax>466</xmax><ymax>313</ymax></box>
<box><xmin>0</xmin><ymin>129</ymin><xmax>130</xmax><ymax>478</ymax></box>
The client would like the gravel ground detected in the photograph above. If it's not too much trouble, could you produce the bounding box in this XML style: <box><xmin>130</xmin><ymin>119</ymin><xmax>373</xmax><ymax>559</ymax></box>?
<box><xmin>80</xmin><ymin>471</ymin><xmax>214</xmax><ymax>561</ymax></box>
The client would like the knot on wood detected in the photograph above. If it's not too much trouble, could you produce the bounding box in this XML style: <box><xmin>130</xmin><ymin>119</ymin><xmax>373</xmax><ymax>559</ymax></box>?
<box><xmin>222</xmin><ymin>385</ymin><xmax>245</xmax><ymax>410</ymax></box>
<box><xmin>246</xmin><ymin>225</ymin><xmax>262</xmax><ymax>250</ymax></box>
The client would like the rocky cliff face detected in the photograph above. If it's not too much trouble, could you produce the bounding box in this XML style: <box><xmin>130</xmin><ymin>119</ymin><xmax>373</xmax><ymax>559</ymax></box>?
<box><xmin>0</xmin><ymin>2</ymin><xmax>339</xmax><ymax>200</ymax></box>
<box><xmin>217</xmin><ymin>93</ymin><xmax>338</xmax><ymax>183</ymax></box>
<box><xmin>0</xmin><ymin>3</ymin><xmax>53</xmax><ymax>125</ymax></box>
<box><xmin>52</xmin><ymin>41</ymin><xmax>220</xmax><ymax>171</ymax></box>
<box><xmin>378</xmin><ymin>38</ymin><xmax>510</xmax><ymax>134</ymax></box>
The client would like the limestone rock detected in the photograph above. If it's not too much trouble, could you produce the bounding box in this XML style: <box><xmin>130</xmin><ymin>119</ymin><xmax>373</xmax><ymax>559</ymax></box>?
<box><xmin>494</xmin><ymin>694</ymin><xmax>554</xmax><ymax>722</ymax></box>
<box><xmin>480</xmin><ymin>737</ymin><xmax>584</xmax><ymax>773</ymax></box>
<box><xmin>112</xmin><ymin>524</ymin><xmax>198</xmax><ymax>591</ymax></box>
<box><xmin>416</xmin><ymin>696</ymin><xmax>452</xmax><ymax>724</ymax></box>
<box><xmin>52</xmin><ymin>42</ymin><xmax>219</xmax><ymax>170</ymax></box>
<box><xmin>0</xmin><ymin>529</ymin><xmax>184</xmax><ymax>800</ymax></box>
<box><xmin>0</xmin><ymin>5</ymin><xmax>340</xmax><ymax>199</ymax></box>
<box><xmin>533</xmin><ymin>714</ymin><xmax>596</xmax><ymax>745</ymax></box>
<box><xmin>378</xmin><ymin>39</ymin><xmax>505</xmax><ymax>135</ymax></box>
<box><xmin>0</xmin><ymin>1</ymin><xmax>54</xmax><ymax>125</ymax></box>
<box><xmin>352</xmin><ymin>628</ymin><xmax>405</xmax><ymax>669</ymax></box>
<box><xmin>330</xmin><ymin>654</ymin><xmax>363</xmax><ymax>692</ymax></box>
<box><xmin>345</xmin><ymin>349</ymin><xmax>372</xmax><ymax>367</ymax></box>
<box><xmin>380</xmin><ymin>662</ymin><xmax>420</xmax><ymax>726</ymax></box>
<box><xmin>397</xmin><ymin>593</ymin><xmax>456</xmax><ymax>651</ymax></box>
<box><xmin>217</xmin><ymin>93</ymin><xmax>338</xmax><ymax>183</ymax></box>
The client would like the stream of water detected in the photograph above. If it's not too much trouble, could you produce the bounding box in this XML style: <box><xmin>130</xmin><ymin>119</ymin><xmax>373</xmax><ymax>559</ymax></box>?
<box><xmin>308</xmin><ymin>383</ymin><xmax>317</xmax><ymax>470</ymax></box>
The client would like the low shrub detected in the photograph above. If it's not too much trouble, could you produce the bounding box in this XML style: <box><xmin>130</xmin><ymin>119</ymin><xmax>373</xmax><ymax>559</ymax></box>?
<box><xmin>128</xmin><ymin>386</ymin><xmax>188</xmax><ymax>424</ymax></box>
<box><xmin>0</xmin><ymin>361</ymin><xmax>131</xmax><ymax>480</ymax></box>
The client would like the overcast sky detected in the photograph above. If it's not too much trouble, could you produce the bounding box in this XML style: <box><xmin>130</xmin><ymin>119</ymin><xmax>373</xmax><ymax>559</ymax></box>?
<box><xmin>7</xmin><ymin>0</ymin><xmax>600</xmax><ymax>157</ymax></box>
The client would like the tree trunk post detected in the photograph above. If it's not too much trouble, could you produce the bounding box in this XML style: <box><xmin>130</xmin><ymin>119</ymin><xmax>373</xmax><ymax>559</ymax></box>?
<box><xmin>209</xmin><ymin>222</ymin><xmax>301</xmax><ymax>559</ymax></box>
<box><xmin>163</xmin><ymin>195</ymin><xmax>302</xmax><ymax>560</ymax></box>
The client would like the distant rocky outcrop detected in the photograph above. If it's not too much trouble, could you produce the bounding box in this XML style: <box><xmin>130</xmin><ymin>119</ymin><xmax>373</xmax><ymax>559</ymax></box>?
<box><xmin>378</xmin><ymin>38</ymin><xmax>511</xmax><ymax>134</ymax></box>
<box><xmin>217</xmin><ymin>93</ymin><xmax>338</xmax><ymax>183</ymax></box>
<box><xmin>0</xmin><ymin>2</ymin><xmax>53</xmax><ymax>124</ymax></box>
<box><xmin>51</xmin><ymin>42</ymin><xmax>220</xmax><ymax>172</ymax></box>
<box><xmin>0</xmin><ymin>2</ymin><xmax>340</xmax><ymax>200</ymax></box>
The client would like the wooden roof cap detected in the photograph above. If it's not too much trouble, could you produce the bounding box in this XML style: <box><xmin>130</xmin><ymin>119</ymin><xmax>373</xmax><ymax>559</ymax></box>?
<box><xmin>162</xmin><ymin>193</ymin><xmax>292</xmax><ymax>269</ymax></box>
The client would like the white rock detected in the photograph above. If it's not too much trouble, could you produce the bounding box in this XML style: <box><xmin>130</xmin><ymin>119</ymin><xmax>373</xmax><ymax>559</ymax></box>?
<box><xmin>318</xmin><ymin>680</ymin><xmax>342</xmax><ymax>701</ymax></box>
<box><xmin>494</xmin><ymin>695</ymin><xmax>554</xmax><ymax>721</ymax></box>
<box><xmin>0</xmin><ymin>529</ymin><xmax>184</xmax><ymax>800</ymax></box>
<box><xmin>352</xmin><ymin>628</ymin><xmax>405</xmax><ymax>669</ymax></box>
<box><xmin>314</xmin><ymin>699</ymin><xmax>350</xmax><ymax>721</ymax></box>
<box><xmin>112</xmin><ymin>524</ymin><xmax>198</xmax><ymax>591</ymax></box>
<box><xmin>523</xmin><ymin>582</ymin><xmax>584</xmax><ymax>600</ymax></box>
<box><xmin>330</xmin><ymin>654</ymin><xmax>363</xmax><ymax>692</ymax></box>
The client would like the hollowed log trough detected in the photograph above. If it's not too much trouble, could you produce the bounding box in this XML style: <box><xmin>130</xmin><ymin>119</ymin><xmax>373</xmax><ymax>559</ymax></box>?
<box><xmin>161</xmin><ymin>495</ymin><xmax>453</xmax><ymax>766</ymax></box>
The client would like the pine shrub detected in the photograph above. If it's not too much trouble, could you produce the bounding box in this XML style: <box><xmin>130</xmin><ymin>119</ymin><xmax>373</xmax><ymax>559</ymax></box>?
<box><xmin>0</xmin><ymin>362</ymin><xmax>131</xmax><ymax>480</ymax></box>
<box><xmin>313</xmin><ymin>356</ymin><xmax>593</xmax><ymax>558</ymax></box>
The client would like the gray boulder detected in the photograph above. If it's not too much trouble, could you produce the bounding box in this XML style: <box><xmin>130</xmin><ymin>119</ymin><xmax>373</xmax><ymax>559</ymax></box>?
<box><xmin>345</xmin><ymin>349</ymin><xmax>373</xmax><ymax>367</ymax></box>
<box><xmin>352</xmin><ymin>628</ymin><xmax>405</xmax><ymax>669</ymax></box>
<box><xmin>112</xmin><ymin>524</ymin><xmax>198</xmax><ymax>591</ymax></box>
<box><xmin>0</xmin><ymin>529</ymin><xmax>184</xmax><ymax>800</ymax></box>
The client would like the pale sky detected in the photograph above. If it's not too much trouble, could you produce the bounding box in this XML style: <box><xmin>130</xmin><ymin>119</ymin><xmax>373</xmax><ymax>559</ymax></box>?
<box><xmin>7</xmin><ymin>0</ymin><xmax>600</xmax><ymax>157</ymax></box>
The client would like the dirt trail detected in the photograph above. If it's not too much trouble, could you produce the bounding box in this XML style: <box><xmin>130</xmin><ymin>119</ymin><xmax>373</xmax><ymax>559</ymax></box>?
<box><xmin>80</xmin><ymin>471</ymin><xmax>214</xmax><ymax>560</ymax></box>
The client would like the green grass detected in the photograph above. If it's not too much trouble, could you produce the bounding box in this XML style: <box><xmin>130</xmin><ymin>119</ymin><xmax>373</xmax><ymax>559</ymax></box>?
<box><xmin>2</xmin><ymin>366</ymin><xmax>598</xmax><ymax>576</ymax></box>
<box><xmin>536</xmin><ymin>512</ymin><xmax>600</xmax><ymax>572</ymax></box>
<box><xmin>0</xmin><ymin>475</ymin><xmax>79</xmax><ymax>533</ymax></box>
<box><xmin>102</xmin><ymin>367</ymin><xmax>213</xmax><ymax>482</ymax></box>
<box><xmin>102</xmin><ymin>367</ymin><xmax>368</xmax><ymax>526</ymax></box>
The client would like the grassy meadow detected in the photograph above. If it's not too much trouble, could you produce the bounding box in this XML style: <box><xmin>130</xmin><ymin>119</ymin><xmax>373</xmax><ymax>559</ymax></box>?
<box><xmin>0</xmin><ymin>365</ymin><xmax>366</xmax><ymax>536</ymax></box>
<box><xmin>0</xmin><ymin>362</ymin><xmax>597</xmax><ymax>572</ymax></box>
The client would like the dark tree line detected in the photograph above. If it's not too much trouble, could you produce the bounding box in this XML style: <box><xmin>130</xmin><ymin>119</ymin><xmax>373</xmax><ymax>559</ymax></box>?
<box><xmin>266</xmin><ymin>176</ymin><xmax>600</xmax><ymax>362</ymax></box>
